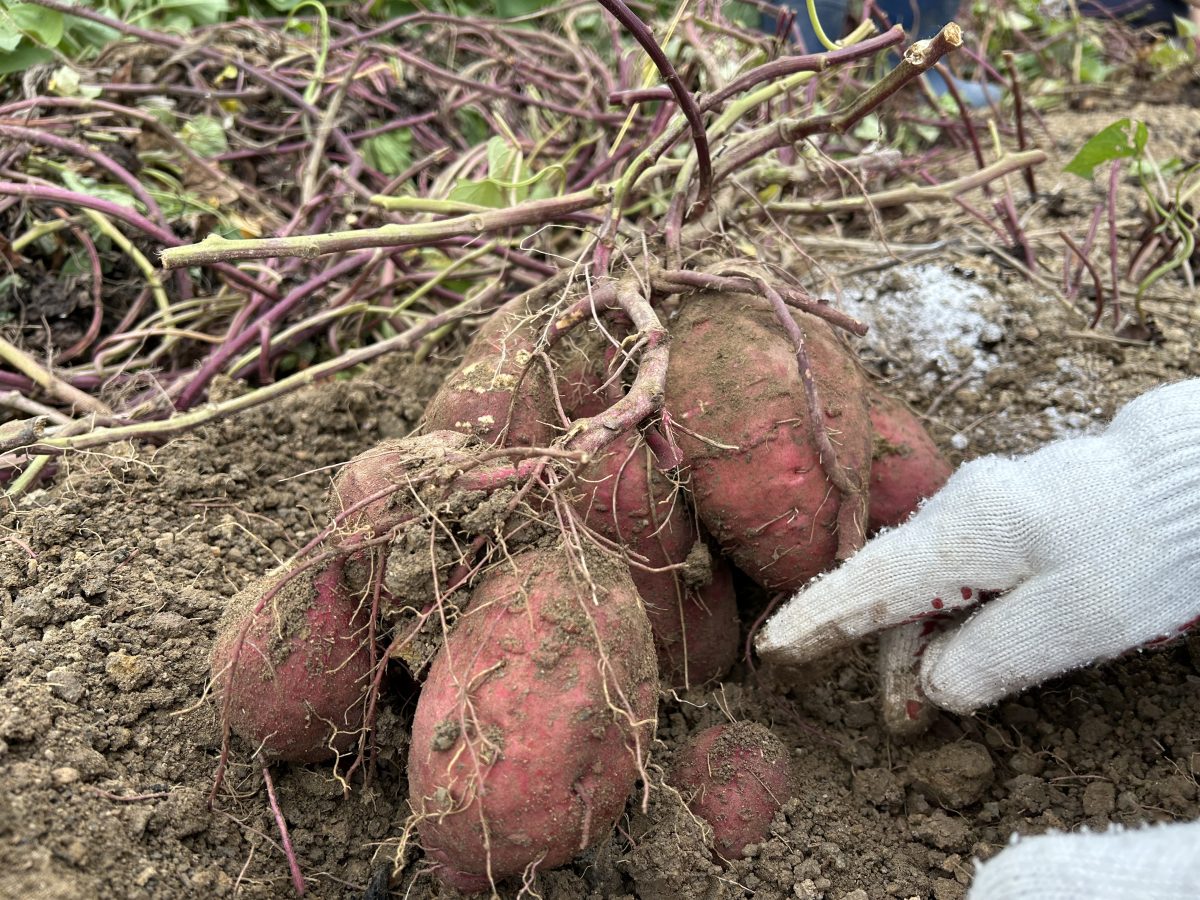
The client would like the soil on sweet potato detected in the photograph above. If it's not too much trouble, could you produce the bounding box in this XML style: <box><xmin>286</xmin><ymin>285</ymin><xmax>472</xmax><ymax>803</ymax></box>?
<box><xmin>3</xmin><ymin>100</ymin><xmax>1200</xmax><ymax>900</ymax></box>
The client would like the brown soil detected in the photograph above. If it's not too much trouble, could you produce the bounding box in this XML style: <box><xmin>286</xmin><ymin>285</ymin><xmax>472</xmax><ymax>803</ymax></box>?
<box><xmin>3</xmin><ymin>101</ymin><xmax>1200</xmax><ymax>900</ymax></box>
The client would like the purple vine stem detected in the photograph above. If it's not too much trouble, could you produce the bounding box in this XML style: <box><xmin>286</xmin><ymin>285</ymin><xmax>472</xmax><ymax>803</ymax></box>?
<box><xmin>1107</xmin><ymin>160</ymin><xmax>1123</xmax><ymax>326</ymax></box>
<box><xmin>593</xmin><ymin>0</ymin><xmax>713</xmax><ymax>216</ymax></box>
<box><xmin>174</xmin><ymin>253</ymin><xmax>370</xmax><ymax>409</ymax></box>
<box><xmin>0</xmin><ymin>182</ymin><xmax>275</xmax><ymax>301</ymax></box>
<box><xmin>23</xmin><ymin>0</ymin><xmax>365</xmax><ymax>186</ymax></box>
<box><xmin>0</xmin><ymin>125</ymin><xmax>165</xmax><ymax>227</ymax></box>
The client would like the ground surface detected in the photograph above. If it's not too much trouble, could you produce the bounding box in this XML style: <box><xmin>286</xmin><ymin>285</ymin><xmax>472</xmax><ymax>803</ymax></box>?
<box><xmin>2</xmin><ymin>99</ymin><xmax>1199</xmax><ymax>900</ymax></box>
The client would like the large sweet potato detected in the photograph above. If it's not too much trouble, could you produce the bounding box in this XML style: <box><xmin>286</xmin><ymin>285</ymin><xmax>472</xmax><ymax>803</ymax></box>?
<box><xmin>670</xmin><ymin>721</ymin><xmax>793</xmax><ymax>860</ymax></box>
<box><xmin>407</xmin><ymin>545</ymin><xmax>658</xmax><ymax>891</ymax></box>
<box><xmin>210</xmin><ymin>556</ymin><xmax>372</xmax><ymax>764</ymax></box>
<box><xmin>421</xmin><ymin>294</ymin><xmax>556</xmax><ymax>447</ymax></box>
<box><xmin>664</xmin><ymin>292</ymin><xmax>873</xmax><ymax>591</ymax></box>
<box><xmin>573</xmin><ymin>431</ymin><xmax>738</xmax><ymax>688</ymax></box>
<box><xmin>866</xmin><ymin>390</ymin><xmax>953</xmax><ymax>532</ymax></box>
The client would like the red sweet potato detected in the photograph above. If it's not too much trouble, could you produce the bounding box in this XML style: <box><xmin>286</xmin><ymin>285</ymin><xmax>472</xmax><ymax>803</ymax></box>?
<box><xmin>664</xmin><ymin>292</ymin><xmax>873</xmax><ymax>591</ymax></box>
<box><xmin>210</xmin><ymin>556</ymin><xmax>372</xmax><ymax>764</ymax></box>
<box><xmin>407</xmin><ymin>546</ymin><xmax>658</xmax><ymax>891</ymax></box>
<box><xmin>554</xmin><ymin>330</ymin><xmax>610</xmax><ymax>419</ymax></box>
<box><xmin>325</xmin><ymin>430</ymin><xmax>476</xmax><ymax>616</ymax></box>
<box><xmin>572</xmin><ymin>431</ymin><xmax>738</xmax><ymax>688</ymax></box>
<box><xmin>652</xmin><ymin>550</ymin><xmax>739</xmax><ymax>690</ymax></box>
<box><xmin>670</xmin><ymin>721</ymin><xmax>793</xmax><ymax>860</ymax></box>
<box><xmin>866</xmin><ymin>390</ymin><xmax>952</xmax><ymax>532</ymax></box>
<box><xmin>328</xmin><ymin>430</ymin><xmax>472</xmax><ymax>536</ymax></box>
<box><xmin>421</xmin><ymin>294</ymin><xmax>556</xmax><ymax>447</ymax></box>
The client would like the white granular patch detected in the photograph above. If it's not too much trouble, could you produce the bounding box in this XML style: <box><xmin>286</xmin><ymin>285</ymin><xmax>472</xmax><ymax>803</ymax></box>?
<box><xmin>840</xmin><ymin>264</ymin><xmax>1004</xmax><ymax>385</ymax></box>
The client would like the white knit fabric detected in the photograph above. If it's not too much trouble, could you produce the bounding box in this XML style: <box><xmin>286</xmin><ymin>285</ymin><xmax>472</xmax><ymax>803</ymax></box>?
<box><xmin>969</xmin><ymin>820</ymin><xmax>1200</xmax><ymax>899</ymax></box>
<box><xmin>756</xmin><ymin>379</ymin><xmax>1200</xmax><ymax>714</ymax></box>
<box><xmin>876</xmin><ymin>621</ymin><xmax>939</xmax><ymax>735</ymax></box>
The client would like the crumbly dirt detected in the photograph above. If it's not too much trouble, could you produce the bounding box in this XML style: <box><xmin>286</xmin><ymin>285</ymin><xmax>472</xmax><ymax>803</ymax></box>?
<box><xmin>3</xmin><ymin>100</ymin><xmax>1200</xmax><ymax>900</ymax></box>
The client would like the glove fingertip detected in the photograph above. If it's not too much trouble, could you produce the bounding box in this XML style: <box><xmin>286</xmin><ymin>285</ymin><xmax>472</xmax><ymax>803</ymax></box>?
<box><xmin>754</xmin><ymin>609</ymin><xmax>851</xmax><ymax>669</ymax></box>
<box><xmin>880</xmin><ymin>690</ymin><xmax>936</xmax><ymax>737</ymax></box>
<box><xmin>919</xmin><ymin>639</ymin><xmax>990</xmax><ymax>716</ymax></box>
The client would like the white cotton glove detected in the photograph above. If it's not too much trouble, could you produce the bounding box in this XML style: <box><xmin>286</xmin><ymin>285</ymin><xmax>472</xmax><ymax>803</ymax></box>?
<box><xmin>756</xmin><ymin>379</ymin><xmax>1200</xmax><ymax>714</ymax></box>
<box><xmin>969</xmin><ymin>820</ymin><xmax>1200</xmax><ymax>900</ymax></box>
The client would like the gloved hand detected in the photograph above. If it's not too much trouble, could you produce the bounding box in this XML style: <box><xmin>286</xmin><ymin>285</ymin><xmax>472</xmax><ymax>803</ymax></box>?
<box><xmin>969</xmin><ymin>820</ymin><xmax>1200</xmax><ymax>900</ymax></box>
<box><xmin>756</xmin><ymin>379</ymin><xmax>1200</xmax><ymax>715</ymax></box>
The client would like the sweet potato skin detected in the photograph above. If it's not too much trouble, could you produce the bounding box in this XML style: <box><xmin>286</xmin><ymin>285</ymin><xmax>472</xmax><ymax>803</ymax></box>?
<box><xmin>866</xmin><ymin>390</ymin><xmax>953</xmax><ymax>532</ymax></box>
<box><xmin>558</xmin><ymin>332</ymin><xmax>738</xmax><ymax>688</ymax></box>
<box><xmin>421</xmin><ymin>294</ymin><xmax>555</xmax><ymax>447</ymax></box>
<box><xmin>327</xmin><ymin>430</ymin><xmax>471</xmax><ymax>534</ymax></box>
<box><xmin>670</xmin><ymin>721</ymin><xmax>793</xmax><ymax>860</ymax></box>
<box><xmin>407</xmin><ymin>546</ymin><xmax>658</xmax><ymax>891</ymax></box>
<box><xmin>210</xmin><ymin>557</ymin><xmax>372</xmax><ymax>764</ymax></box>
<box><xmin>554</xmin><ymin>330</ymin><xmax>610</xmax><ymax>419</ymax></box>
<box><xmin>573</xmin><ymin>431</ymin><xmax>738</xmax><ymax>688</ymax></box>
<box><xmin>664</xmin><ymin>293</ymin><xmax>873</xmax><ymax>591</ymax></box>
<box><xmin>649</xmin><ymin>550</ymin><xmax>739</xmax><ymax>689</ymax></box>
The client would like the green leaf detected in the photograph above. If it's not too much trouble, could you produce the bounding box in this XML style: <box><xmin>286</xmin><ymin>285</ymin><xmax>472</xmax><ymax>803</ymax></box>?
<box><xmin>998</xmin><ymin>8</ymin><xmax>1032</xmax><ymax>29</ymax></box>
<box><xmin>447</xmin><ymin>167</ymin><xmax>564</xmax><ymax>208</ymax></box>
<box><xmin>851</xmin><ymin>113</ymin><xmax>884</xmax><ymax>143</ymax></box>
<box><xmin>136</xmin><ymin>97</ymin><xmax>179</xmax><ymax>127</ymax></box>
<box><xmin>1077</xmin><ymin>51</ymin><xmax>1112</xmax><ymax>85</ymax></box>
<box><xmin>126</xmin><ymin>0</ymin><xmax>230</xmax><ymax>26</ymax></box>
<box><xmin>0</xmin><ymin>273</ymin><xmax>27</xmax><ymax>307</ymax></box>
<box><xmin>60</xmin><ymin>170</ymin><xmax>138</xmax><ymax>209</ymax></box>
<box><xmin>57</xmin><ymin>16</ymin><xmax>117</xmax><ymax>55</ymax></box>
<box><xmin>7</xmin><ymin>2</ymin><xmax>64</xmax><ymax>46</ymax></box>
<box><xmin>0</xmin><ymin>42</ymin><xmax>51</xmax><ymax>73</ymax></box>
<box><xmin>494</xmin><ymin>0</ymin><xmax>543</xmax><ymax>16</ymax></box>
<box><xmin>1146</xmin><ymin>40</ymin><xmax>1191</xmax><ymax>71</ymax></box>
<box><xmin>0</xmin><ymin>20</ymin><xmax>22</xmax><ymax>53</ymax></box>
<box><xmin>362</xmin><ymin>127</ymin><xmax>412</xmax><ymax>176</ymax></box>
<box><xmin>456</xmin><ymin>108</ymin><xmax>490</xmax><ymax>148</ymax></box>
<box><xmin>446</xmin><ymin>177</ymin><xmax>505</xmax><ymax>209</ymax></box>
<box><xmin>1131</xmin><ymin>155</ymin><xmax>1182</xmax><ymax>180</ymax></box>
<box><xmin>486</xmin><ymin>136</ymin><xmax>525</xmax><ymax>203</ymax></box>
<box><xmin>448</xmin><ymin>137</ymin><xmax>564</xmax><ymax>208</ymax></box>
<box><xmin>723</xmin><ymin>1</ymin><xmax>760</xmax><ymax>28</ymax></box>
<box><xmin>1064</xmin><ymin>118</ymin><xmax>1148</xmax><ymax>180</ymax></box>
<box><xmin>910</xmin><ymin>122</ymin><xmax>942</xmax><ymax>144</ymax></box>
<box><xmin>486</xmin><ymin>136</ymin><xmax>522</xmax><ymax>184</ymax></box>
<box><xmin>567</xmin><ymin>10</ymin><xmax>604</xmax><ymax>36</ymax></box>
<box><xmin>178</xmin><ymin>115</ymin><xmax>229</xmax><ymax>157</ymax></box>
<box><xmin>527</xmin><ymin>165</ymin><xmax>563</xmax><ymax>201</ymax></box>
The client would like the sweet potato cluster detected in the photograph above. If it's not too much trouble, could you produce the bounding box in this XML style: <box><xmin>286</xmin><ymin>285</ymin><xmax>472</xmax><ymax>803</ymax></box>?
<box><xmin>208</xmin><ymin>283</ymin><xmax>951</xmax><ymax>891</ymax></box>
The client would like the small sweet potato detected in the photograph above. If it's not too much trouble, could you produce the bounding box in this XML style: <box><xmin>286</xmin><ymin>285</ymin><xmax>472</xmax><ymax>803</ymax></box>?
<box><xmin>664</xmin><ymin>292</ymin><xmax>873</xmax><ymax>591</ymax></box>
<box><xmin>328</xmin><ymin>430</ymin><xmax>472</xmax><ymax>536</ymax></box>
<box><xmin>866</xmin><ymin>390</ymin><xmax>952</xmax><ymax>532</ymax></box>
<box><xmin>210</xmin><ymin>556</ymin><xmax>372</xmax><ymax>764</ymax></box>
<box><xmin>573</xmin><ymin>431</ymin><xmax>737</xmax><ymax>688</ymax></box>
<box><xmin>421</xmin><ymin>293</ymin><xmax>555</xmax><ymax>447</ymax></box>
<box><xmin>408</xmin><ymin>546</ymin><xmax>658</xmax><ymax>891</ymax></box>
<box><xmin>650</xmin><ymin>548</ymin><xmax>739</xmax><ymax>689</ymax></box>
<box><xmin>670</xmin><ymin>721</ymin><xmax>792</xmax><ymax>860</ymax></box>
<box><xmin>553</xmin><ymin>329</ymin><xmax>610</xmax><ymax>419</ymax></box>
<box><xmin>326</xmin><ymin>430</ymin><xmax>476</xmax><ymax>616</ymax></box>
